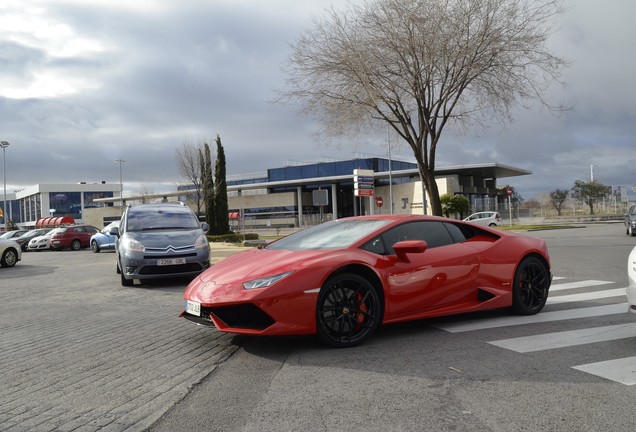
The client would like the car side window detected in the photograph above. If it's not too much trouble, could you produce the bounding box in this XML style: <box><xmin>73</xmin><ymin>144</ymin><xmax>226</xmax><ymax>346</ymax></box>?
<box><xmin>379</xmin><ymin>221</ymin><xmax>455</xmax><ymax>254</ymax></box>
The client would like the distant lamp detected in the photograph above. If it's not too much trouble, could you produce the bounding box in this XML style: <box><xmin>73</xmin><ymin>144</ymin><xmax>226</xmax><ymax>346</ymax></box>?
<box><xmin>114</xmin><ymin>159</ymin><xmax>126</xmax><ymax>209</ymax></box>
<box><xmin>1</xmin><ymin>141</ymin><xmax>9</xmax><ymax>232</ymax></box>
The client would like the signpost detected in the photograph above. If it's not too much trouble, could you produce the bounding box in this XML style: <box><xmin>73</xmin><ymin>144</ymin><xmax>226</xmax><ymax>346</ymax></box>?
<box><xmin>507</xmin><ymin>187</ymin><xmax>513</xmax><ymax>228</ymax></box>
<box><xmin>376</xmin><ymin>196</ymin><xmax>383</xmax><ymax>208</ymax></box>
<box><xmin>354</xmin><ymin>169</ymin><xmax>374</xmax><ymax>197</ymax></box>
<box><xmin>354</xmin><ymin>169</ymin><xmax>374</xmax><ymax>215</ymax></box>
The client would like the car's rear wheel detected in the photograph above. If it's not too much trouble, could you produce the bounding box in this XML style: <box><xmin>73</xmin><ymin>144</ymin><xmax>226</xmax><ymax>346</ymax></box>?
<box><xmin>1</xmin><ymin>248</ymin><xmax>18</xmax><ymax>267</ymax></box>
<box><xmin>316</xmin><ymin>273</ymin><xmax>381</xmax><ymax>348</ymax></box>
<box><xmin>512</xmin><ymin>256</ymin><xmax>550</xmax><ymax>315</ymax></box>
<box><xmin>71</xmin><ymin>239</ymin><xmax>81</xmax><ymax>251</ymax></box>
<box><xmin>91</xmin><ymin>240</ymin><xmax>100</xmax><ymax>253</ymax></box>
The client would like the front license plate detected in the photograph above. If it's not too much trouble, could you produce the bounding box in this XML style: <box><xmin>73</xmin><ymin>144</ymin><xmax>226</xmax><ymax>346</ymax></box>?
<box><xmin>157</xmin><ymin>257</ymin><xmax>186</xmax><ymax>266</ymax></box>
<box><xmin>185</xmin><ymin>300</ymin><xmax>201</xmax><ymax>316</ymax></box>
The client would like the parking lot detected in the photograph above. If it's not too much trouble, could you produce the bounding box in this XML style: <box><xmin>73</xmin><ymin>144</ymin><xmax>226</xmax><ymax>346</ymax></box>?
<box><xmin>2</xmin><ymin>225</ymin><xmax>636</xmax><ymax>432</ymax></box>
<box><xmin>0</xmin><ymin>247</ymin><xmax>241</xmax><ymax>432</ymax></box>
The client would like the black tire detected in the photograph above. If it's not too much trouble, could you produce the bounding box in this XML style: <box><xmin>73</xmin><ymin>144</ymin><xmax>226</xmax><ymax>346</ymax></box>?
<box><xmin>1</xmin><ymin>248</ymin><xmax>18</xmax><ymax>268</ymax></box>
<box><xmin>629</xmin><ymin>225</ymin><xmax>635</xmax><ymax>237</ymax></box>
<box><xmin>71</xmin><ymin>239</ymin><xmax>81</xmax><ymax>251</ymax></box>
<box><xmin>512</xmin><ymin>256</ymin><xmax>550</xmax><ymax>315</ymax></box>
<box><xmin>316</xmin><ymin>273</ymin><xmax>382</xmax><ymax>348</ymax></box>
<box><xmin>91</xmin><ymin>240</ymin><xmax>100</xmax><ymax>253</ymax></box>
<box><xmin>119</xmin><ymin>261</ymin><xmax>133</xmax><ymax>287</ymax></box>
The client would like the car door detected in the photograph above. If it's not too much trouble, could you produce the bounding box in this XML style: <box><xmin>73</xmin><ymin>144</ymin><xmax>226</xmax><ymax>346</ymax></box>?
<box><xmin>377</xmin><ymin>221</ymin><xmax>481</xmax><ymax>321</ymax></box>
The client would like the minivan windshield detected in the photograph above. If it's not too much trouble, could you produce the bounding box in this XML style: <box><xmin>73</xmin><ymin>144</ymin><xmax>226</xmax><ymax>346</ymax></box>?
<box><xmin>126</xmin><ymin>209</ymin><xmax>199</xmax><ymax>231</ymax></box>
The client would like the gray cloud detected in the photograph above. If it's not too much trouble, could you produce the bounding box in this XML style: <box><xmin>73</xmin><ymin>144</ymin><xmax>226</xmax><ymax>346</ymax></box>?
<box><xmin>0</xmin><ymin>0</ymin><xmax>634</xmax><ymax>201</ymax></box>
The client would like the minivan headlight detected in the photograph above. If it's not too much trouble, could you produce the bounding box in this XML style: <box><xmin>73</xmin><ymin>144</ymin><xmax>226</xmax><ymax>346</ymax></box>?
<box><xmin>194</xmin><ymin>233</ymin><xmax>209</xmax><ymax>250</ymax></box>
<box><xmin>123</xmin><ymin>237</ymin><xmax>144</xmax><ymax>253</ymax></box>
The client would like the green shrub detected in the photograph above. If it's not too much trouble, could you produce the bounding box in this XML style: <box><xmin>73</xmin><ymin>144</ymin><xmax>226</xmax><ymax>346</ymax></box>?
<box><xmin>207</xmin><ymin>233</ymin><xmax>259</xmax><ymax>243</ymax></box>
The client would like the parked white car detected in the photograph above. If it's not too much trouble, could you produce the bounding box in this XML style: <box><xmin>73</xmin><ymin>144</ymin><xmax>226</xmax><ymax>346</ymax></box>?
<box><xmin>0</xmin><ymin>239</ymin><xmax>21</xmax><ymax>267</ymax></box>
<box><xmin>27</xmin><ymin>228</ymin><xmax>64</xmax><ymax>251</ymax></box>
<box><xmin>628</xmin><ymin>245</ymin><xmax>636</xmax><ymax>314</ymax></box>
<box><xmin>463</xmin><ymin>211</ymin><xmax>502</xmax><ymax>227</ymax></box>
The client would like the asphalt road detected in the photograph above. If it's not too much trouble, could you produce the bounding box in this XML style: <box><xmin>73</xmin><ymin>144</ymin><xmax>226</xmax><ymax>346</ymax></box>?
<box><xmin>1</xmin><ymin>224</ymin><xmax>636</xmax><ymax>432</ymax></box>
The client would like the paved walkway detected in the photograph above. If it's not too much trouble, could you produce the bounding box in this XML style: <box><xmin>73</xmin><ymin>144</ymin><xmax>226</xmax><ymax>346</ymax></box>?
<box><xmin>0</xmin><ymin>248</ymin><xmax>244</xmax><ymax>432</ymax></box>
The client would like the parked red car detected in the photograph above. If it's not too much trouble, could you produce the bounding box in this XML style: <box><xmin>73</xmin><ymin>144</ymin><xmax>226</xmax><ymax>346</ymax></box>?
<box><xmin>50</xmin><ymin>225</ymin><xmax>100</xmax><ymax>251</ymax></box>
<box><xmin>182</xmin><ymin>215</ymin><xmax>552</xmax><ymax>347</ymax></box>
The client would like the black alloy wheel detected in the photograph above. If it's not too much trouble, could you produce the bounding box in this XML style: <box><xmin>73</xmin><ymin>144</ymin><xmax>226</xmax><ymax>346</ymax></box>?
<box><xmin>91</xmin><ymin>240</ymin><xmax>100</xmax><ymax>253</ymax></box>
<box><xmin>316</xmin><ymin>273</ymin><xmax>382</xmax><ymax>348</ymax></box>
<box><xmin>512</xmin><ymin>256</ymin><xmax>551</xmax><ymax>315</ymax></box>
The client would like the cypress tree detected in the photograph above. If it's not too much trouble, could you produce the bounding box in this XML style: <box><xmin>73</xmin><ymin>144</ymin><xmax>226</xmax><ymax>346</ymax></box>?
<box><xmin>213</xmin><ymin>135</ymin><xmax>229</xmax><ymax>234</ymax></box>
<box><xmin>202</xmin><ymin>142</ymin><xmax>215</xmax><ymax>234</ymax></box>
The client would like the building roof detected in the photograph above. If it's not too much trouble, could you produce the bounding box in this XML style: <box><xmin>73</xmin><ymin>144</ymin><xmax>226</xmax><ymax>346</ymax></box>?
<box><xmin>93</xmin><ymin>159</ymin><xmax>531</xmax><ymax>203</ymax></box>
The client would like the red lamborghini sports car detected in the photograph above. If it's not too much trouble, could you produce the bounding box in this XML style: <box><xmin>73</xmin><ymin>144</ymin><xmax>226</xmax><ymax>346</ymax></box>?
<box><xmin>181</xmin><ymin>215</ymin><xmax>552</xmax><ymax>347</ymax></box>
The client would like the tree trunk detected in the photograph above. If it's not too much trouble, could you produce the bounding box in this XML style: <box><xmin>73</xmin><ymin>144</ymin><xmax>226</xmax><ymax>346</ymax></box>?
<box><xmin>418</xmin><ymin>166</ymin><xmax>443</xmax><ymax>216</ymax></box>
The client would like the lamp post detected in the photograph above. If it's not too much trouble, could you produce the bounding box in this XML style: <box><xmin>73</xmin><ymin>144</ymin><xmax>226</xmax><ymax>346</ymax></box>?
<box><xmin>1</xmin><ymin>141</ymin><xmax>9</xmax><ymax>232</ymax></box>
<box><xmin>114</xmin><ymin>159</ymin><xmax>126</xmax><ymax>209</ymax></box>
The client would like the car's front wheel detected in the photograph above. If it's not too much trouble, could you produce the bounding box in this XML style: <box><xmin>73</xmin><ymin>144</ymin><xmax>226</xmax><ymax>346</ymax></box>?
<box><xmin>91</xmin><ymin>240</ymin><xmax>100</xmax><ymax>253</ymax></box>
<box><xmin>1</xmin><ymin>248</ymin><xmax>18</xmax><ymax>267</ymax></box>
<box><xmin>512</xmin><ymin>256</ymin><xmax>550</xmax><ymax>315</ymax></box>
<box><xmin>629</xmin><ymin>225</ymin><xmax>635</xmax><ymax>237</ymax></box>
<box><xmin>316</xmin><ymin>273</ymin><xmax>382</xmax><ymax>348</ymax></box>
<box><xmin>118</xmin><ymin>259</ymin><xmax>133</xmax><ymax>286</ymax></box>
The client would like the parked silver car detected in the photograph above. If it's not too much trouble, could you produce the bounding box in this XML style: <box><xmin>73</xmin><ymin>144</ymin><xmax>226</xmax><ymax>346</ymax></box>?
<box><xmin>113</xmin><ymin>203</ymin><xmax>210</xmax><ymax>286</ymax></box>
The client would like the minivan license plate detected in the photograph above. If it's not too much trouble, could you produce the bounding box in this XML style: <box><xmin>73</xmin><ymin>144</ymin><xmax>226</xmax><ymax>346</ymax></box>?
<box><xmin>158</xmin><ymin>258</ymin><xmax>186</xmax><ymax>266</ymax></box>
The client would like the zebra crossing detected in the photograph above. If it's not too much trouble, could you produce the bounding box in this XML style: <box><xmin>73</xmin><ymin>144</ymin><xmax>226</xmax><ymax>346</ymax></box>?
<box><xmin>433</xmin><ymin>277</ymin><xmax>636</xmax><ymax>385</ymax></box>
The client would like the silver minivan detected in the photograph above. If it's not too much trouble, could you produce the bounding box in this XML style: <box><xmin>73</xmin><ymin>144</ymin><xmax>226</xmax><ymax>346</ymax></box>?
<box><xmin>113</xmin><ymin>203</ymin><xmax>210</xmax><ymax>286</ymax></box>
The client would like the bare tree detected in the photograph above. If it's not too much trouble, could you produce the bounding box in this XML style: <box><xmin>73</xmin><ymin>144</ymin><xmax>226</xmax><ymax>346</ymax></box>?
<box><xmin>280</xmin><ymin>0</ymin><xmax>567</xmax><ymax>216</ymax></box>
<box><xmin>175</xmin><ymin>141</ymin><xmax>205</xmax><ymax>217</ymax></box>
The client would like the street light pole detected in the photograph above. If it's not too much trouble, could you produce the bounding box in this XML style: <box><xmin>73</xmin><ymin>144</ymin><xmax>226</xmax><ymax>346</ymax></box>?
<box><xmin>114</xmin><ymin>159</ymin><xmax>126</xmax><ymax>210</ymax></box>
<box><xmin>1</xmin><ymin>141</ymin><xmax>9</xmax><ymax>233</ymax></box>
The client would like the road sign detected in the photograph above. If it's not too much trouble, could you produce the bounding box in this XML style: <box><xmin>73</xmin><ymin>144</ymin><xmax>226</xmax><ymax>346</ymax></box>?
<box><xmin>376</xmin><ymin>197</ymin><xmax>383</xmax><ymax>208</ymax></box>
<box><xmin>355</xmin><ymin>189</ymin><xmax>375</xmax><ymax>197</ymax></box>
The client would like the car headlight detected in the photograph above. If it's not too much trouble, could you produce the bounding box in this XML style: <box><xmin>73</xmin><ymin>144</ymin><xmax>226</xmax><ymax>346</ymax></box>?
<box><xmin>123</xmin><ymin>237</ymin><xmax>145</xmax><ymax>253</ymax></box>
<box><xmin>194</xmin><ymin>233</ymin><xmax>209</xmax><ymax>250</ymax></box>
<box><xmin>243</xmin><ymin>272</ymin><xmax>294</xmax><ymax>290</ymax></box>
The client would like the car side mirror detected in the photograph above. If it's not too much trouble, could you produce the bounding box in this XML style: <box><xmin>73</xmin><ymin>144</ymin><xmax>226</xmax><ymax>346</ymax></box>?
<box><xmin>111</xmin><ymin>227</ymin><xmax>120</xmax><ymax>237</ymax></box>
<box><xmin>393</xmin><ymin>240</ymin><xmax>428</xmax><ymax>263</ymax></box>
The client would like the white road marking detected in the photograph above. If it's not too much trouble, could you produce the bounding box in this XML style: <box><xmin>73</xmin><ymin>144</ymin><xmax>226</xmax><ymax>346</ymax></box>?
<box><xmin>572</xmin><ymin>357</ymin><xmax>636</xmax><ymax>386</ymax></box>
<box><xmin>550</xmin><ymin>280</ymin><xmax>613</xmax><ymax>291</ymax></box>
<box><xmin>547</xmin><ymin>288</ymin><xmax>627</xmax><ymax>304</ymax></box>
<box><xmin>488</xmin><ymin>323</ymin><xmax>636</xmax><ymax>353</ymax></box>
<box><xmin>434</xmin><ymin>303</ymin><xmax>628</xmax><ymax>333</ymax></box>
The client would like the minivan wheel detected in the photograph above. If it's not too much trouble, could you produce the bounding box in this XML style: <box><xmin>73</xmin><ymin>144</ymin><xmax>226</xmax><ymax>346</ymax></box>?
<box><xmin>120</xmin><ymin>269</ymin><xmax>133</xmax><ymax>287</ymax></box>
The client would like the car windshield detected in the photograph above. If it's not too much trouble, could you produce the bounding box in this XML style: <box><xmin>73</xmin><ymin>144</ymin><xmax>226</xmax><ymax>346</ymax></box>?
<box><xmin>265</xmin><ymin>219</ymin><xmax>391</xmax><ymax>251</ymax></box>
<box><xmin>126</xmin><ymin>209</ymin><xmax>199</xmax><ymax>231</ymax></box>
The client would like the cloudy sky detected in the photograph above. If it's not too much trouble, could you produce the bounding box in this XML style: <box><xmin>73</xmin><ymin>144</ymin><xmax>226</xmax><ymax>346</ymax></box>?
<box><xmin>0</xmin><ymin>0</ymin><xmax>634</xmax><ymax>200</ymax></box>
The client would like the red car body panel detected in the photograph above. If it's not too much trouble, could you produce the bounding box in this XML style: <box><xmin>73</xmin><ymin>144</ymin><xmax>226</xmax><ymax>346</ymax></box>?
<box><xmin>50</xmin><ymin>225</ymin><xmax>99</xmax><ymax>250</ymax></box>
<box><xmin>182</xmin><ymin>215</ymin><xmax>551</xmax><ymax>338</ymax></box>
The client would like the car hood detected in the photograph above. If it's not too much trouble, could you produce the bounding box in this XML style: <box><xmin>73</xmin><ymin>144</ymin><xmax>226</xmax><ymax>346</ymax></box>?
<box><xmin>124</xmin><ymin>229</ymin><xmax>204</xmax><ymax>248</ymax></box>
<box><xmin>197</xmin><ymin>247</ymin><xmax>337</xmax><ymax>285</ymax></box>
